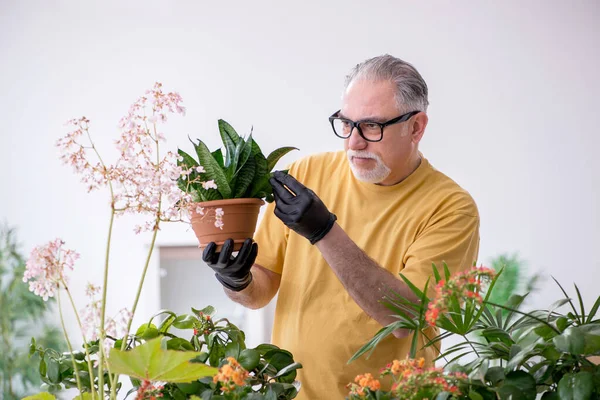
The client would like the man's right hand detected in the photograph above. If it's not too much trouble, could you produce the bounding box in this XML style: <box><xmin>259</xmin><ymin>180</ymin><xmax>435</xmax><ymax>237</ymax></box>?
<box><xmin>202</xmin><ymin>238</ymin><xmax>258</xmax><ymax>292</ymax></box>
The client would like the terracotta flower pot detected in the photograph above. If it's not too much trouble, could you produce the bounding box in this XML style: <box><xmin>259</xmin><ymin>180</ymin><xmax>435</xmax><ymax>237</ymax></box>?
<box><xmin>190</xmin><ymin>198</ymin><xmax>264</xmax><ymax>251</ymax></box>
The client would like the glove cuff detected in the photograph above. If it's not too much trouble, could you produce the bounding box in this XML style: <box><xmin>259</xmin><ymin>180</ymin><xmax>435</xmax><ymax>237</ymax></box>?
<box><xmin>309</xmin><ymin>212</ymin><xmax>338</xmax><ymax>245</ymax></box>
<box><xmin>214</xmin><ymin>272</ymin><xmax>253</xmax><ymax>292</ymax></box>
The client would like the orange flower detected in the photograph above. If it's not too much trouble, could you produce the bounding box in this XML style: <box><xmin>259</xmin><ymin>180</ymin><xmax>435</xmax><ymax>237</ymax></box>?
<box><xmin>212</xmin><ymin>357</ymin><xmax>249</xmax><ymax>393</ymax></box>
<box><xmin>425</xmin><ymin>265</ymin><xmax>495</xmax><ymax>326</ymax></box>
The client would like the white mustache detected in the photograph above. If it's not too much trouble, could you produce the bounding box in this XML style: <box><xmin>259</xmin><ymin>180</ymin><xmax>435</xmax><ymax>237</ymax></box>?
<box><xmin>347</xmin><ymin>150</ymin><xmax>379</xmax><ymax>160</ymax></box>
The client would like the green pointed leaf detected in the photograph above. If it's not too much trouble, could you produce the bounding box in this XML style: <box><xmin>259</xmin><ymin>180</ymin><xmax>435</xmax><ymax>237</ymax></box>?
<box><xmin>212</xmin><ymin>149</ymin><xmax>225</xmax><ymax>168</ymax></box>
<box><xmin>192</xmin><ymin>139</ymin><xmax>231</xmax><ymax>198</ymax></box>
<box><xmin>218</xmin><ymin>119</ymin><xmax>240</xmax><ymax>167</ymax></box>
<box><xmin>22</xmin><ymin>393</ymin><xmax>56</xmax><ymax>400</ymax></box>
<box><xmin>235</xmin><ymin>134</ymin><xmax>253</xmax><ymax>175</ymax></box>
<box><xmin>266</xmin><ymin>147</ymin><xmax>298</xmax><ymax>172</ymax></box>
<box><xmin>586</xmin><ymin>294</ymin><xmax>600</xmax><ymax>323</ymax></box>
<box><xmin>234</xmin><ymin>155</ymin><xmax>256</xmax><ymax>198</ymax></box>
<box><xmin>108</xmin><ymin>337</ymin><xmax>218</xmax><ymax>383</ymax></box>
<box><xmin>558</xmin><ymin>371</ymin><xmax>594</xmax><ymax>400</ymax></box>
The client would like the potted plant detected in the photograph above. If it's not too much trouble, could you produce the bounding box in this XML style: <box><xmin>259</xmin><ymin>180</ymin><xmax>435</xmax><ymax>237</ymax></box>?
<box><xmin>19</xmin><ymin>82</ymin><xmax>302</xmax><ymax>400</ymax></box>
<box><xmin>176</xmin><ymin>120</ymin><xmax>297</xmax><ymax>251</ymax></box>
<box><xmin>345</xmin><ymin>264</ymin><xmax>600</xmax><ymax>399</ymax></box>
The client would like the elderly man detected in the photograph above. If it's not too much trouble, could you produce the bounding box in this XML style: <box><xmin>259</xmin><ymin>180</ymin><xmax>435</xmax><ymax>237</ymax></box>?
<box><xmin>202</xmin><ymin>54</ymin><xmax>480</xmax><ymax>399</ymax></box>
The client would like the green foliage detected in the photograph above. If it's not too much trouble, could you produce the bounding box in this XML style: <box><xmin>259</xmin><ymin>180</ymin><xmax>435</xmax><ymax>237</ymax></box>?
<box><xmin>0</xmin><ymin>223</ymin><xmax>64</xmax><ymax>400</ymax></box>
<box><xmin>177</xmin><ymin>119</ymin><xmax>298</xmax><ymax>203</ymax></box>
<box><xmin>31</xmin><ymin>305</ymin><xmax>301</xmax><ymax>399</ymax></box>
<box><xmin>348</xmin><ymin>262</ymin><xmax>600</xmax><ymax>400</ymax></box>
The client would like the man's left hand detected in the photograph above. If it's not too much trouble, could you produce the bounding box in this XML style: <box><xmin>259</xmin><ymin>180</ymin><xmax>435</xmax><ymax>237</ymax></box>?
<box><xmin>269</xmin><ymin>171</ymin><xmax>337</xmax><ymax>245</ymax></box>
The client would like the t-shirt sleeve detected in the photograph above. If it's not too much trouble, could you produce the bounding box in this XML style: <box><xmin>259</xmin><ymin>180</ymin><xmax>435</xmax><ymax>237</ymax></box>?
<box><xmin>400</xmin><ymin>211</ymin><xmax>480</xmax><ymax>297</ymax></box>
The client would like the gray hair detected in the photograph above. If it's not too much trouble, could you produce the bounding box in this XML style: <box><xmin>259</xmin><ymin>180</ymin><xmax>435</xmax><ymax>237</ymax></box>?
<box><xmin>344</xmin><ymin>54</ymin><xmax>429</xmax><ymax>113</ymax></box>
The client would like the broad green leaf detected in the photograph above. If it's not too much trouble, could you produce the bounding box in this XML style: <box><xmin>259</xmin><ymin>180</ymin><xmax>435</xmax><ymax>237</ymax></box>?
<box><xmin>558</xmin><ymin>371</ymin><xmax>594</xmax><ymax>400</ymax></box>
<box><xmin>108</xmin><ymin>337</ymin><xmax>218</xmax><ymax>383</ymax></box>
<box><xmin>22</xmin><ymin>393</ymin><xmax>56</xmax><ymax>400</ymax></box>
<box><xmin>193</xmin><ymin>139</ymin><xmax>231</xmax><ymax>198</ymax></box>
<box><xmin>254</xmin><ymin>343</ymin><xmax>279</xmax><ymax>356</ymax></box>
<box><xmin>73</xmin><ymin>394</ymin><xmax>93</xmax><ymax>400</ymax></box>
<box><xmin>47</xmin><ymin>357</ymin><xmax>60</xmax><ymax>383</ymax></box>
<box><xmin>482</xmin><ymin>327</ymin><xmax>513</xmax><ymax>345</ymax></box>
<box><xmin>553</xmin><ymin>325</ymin><xmax>596</xmax><ymax>354</ymax></box>
<box><xmin>274</xmin><ymin>362</ymin><xmax>302</xmax><ymax>379</ymax></box>
<box><xmin>468</xmin><ymin>390</ymin><xmax>483</xmax><ymax>400</ymax></box>
<box><xmin>192</xmin><ymin>305</ymin><xmax>215</xmax><ymax>317</ymax></box>
<box><xmin>484</xmin><ymin>366</ymin><xmax>505</xmax><ymax>385</ymax></box>
<box><xmin>266</xmin><ymin>147</ymin><xmax>298</xmax><ymax>172</ymax></box>
<box><xmin>535</xmin><ymin>324</ymin><xmax>559</xmax><ymax>340</ymax></box>
<box><xmin>238</xmin><ymin>348</ymin><xmax>260</xmax><ymax>371</ymax></box>
<box><xmin>497</xmin><ymin>371</ymin><xmax>536</xmax><ymax>400</ymax></box>
<box><xmin>136</xmin><ymin>323</ymin><xmax>159</xmax><ymax>340</ymax></box>
<box><xmin>172</xmin><ymin>314</ymin><xmax>196</xmax><ymax>329</ymax></box>
<box><xmin>166</xmin><ymin>338</ymin><xmax>195</xmax><ymax>351</ymax></box>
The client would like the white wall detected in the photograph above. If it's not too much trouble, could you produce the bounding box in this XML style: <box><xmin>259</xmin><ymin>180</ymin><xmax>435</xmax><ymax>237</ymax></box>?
<box><xmin>1</xmin><ymin>0</ymin><xmax>599</xmax><ymax>359</ymax></box>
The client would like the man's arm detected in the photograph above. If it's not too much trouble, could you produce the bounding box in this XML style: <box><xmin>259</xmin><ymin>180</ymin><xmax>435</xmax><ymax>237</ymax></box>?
<box><xmin>224</xmin><ymin>264</ymin><xmax>281</xmax><ymax>310</ymax></box>
<box><xmin>316</xmin><ymin>223</ymin><xmax>417</xmax><ymax>338</ymax></box>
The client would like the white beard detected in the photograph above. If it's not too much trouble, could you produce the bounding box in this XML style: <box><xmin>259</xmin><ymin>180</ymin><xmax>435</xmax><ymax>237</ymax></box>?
<box><xmin>346</xmin><ymin>150</ymin><xmax>391</xmax><ymax>184</ymax></box>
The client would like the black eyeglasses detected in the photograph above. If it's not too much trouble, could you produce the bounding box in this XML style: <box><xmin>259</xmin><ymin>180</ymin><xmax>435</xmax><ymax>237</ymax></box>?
<box><xmin>328</xmin><ymin>110</ymin><xmax>420</xmax><ymax>142</ymax></box>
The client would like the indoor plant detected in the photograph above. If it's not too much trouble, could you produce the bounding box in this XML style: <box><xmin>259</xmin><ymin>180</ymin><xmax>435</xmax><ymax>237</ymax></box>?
<box><xmin>20</xmin><ymin>82</ymin><xmax>302</xmax><ymax>400</ymax></box>
<box><xmin>346</xmin><ymin>264</ymin><xmax>600</xmax><ymax>399</ymax></box>
<box><xmin>176</xmin><ymin>120</ymin><xmax>297</xmax><ymax>251</ymax></box>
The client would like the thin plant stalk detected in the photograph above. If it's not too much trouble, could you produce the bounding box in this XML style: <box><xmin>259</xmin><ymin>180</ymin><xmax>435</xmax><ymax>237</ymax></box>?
<box><xmin>57</xmin><ymin>290</ymin><xmax>83</xmax><ymax>395</ymax></box>
<box><xmin>63</xmin><ymin>282</ymin><xmax>97</xmax><ymax>400</ymax></box>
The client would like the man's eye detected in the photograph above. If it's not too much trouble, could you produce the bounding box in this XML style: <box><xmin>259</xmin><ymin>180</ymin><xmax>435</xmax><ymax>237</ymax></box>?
<box><xmin>362</xmin><ymin>122</ymin><xmax>379</xmax><ymax>130</ymax></box>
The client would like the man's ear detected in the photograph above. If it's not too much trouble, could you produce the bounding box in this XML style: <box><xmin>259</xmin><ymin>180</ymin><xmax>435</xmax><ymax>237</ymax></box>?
<box><xmin>410</xmin><ymin>112</ymin><xmax>428</xmax><ymax>144</ymax></box>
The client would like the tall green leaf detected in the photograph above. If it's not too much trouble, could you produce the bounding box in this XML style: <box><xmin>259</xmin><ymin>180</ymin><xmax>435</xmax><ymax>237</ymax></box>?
<box><xmin>211</xmin><ymin>149</ymin><xmax>225</xmax><ymax>169</ymax></box>
<box><xmin>218</xmin><ymin>119</ymin><xmax>240</xmax><ymax>167</ymax></box>
<box><xmin>266</xmin><ymin>147</ymin><xmax>298</xmax><ymax>172</ymax></box>
<box><xmin>234</xmin><ymin>134</ymin><xmax>253</xmax><ymax>176</ymax></box>
<box><xmin>234</xmin><ymin>156</ymin><xmax>256</xmax><ymax>198</ymax></box>
<box><xmin>108</xmin><ymin>337</ymin><xmax>218</xmax><ymax>383</ymax></box>
<box><xmin>192</xmin><ymin>139</ymin><xmax>231</xmax><ymax>199</ymax></box>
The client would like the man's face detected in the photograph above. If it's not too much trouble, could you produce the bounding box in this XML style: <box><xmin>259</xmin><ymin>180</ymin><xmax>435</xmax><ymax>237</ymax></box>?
<box><xmin>340</xmin><ymin>79</ymin><xmax>426</xmax><ymax>186</ymax></box>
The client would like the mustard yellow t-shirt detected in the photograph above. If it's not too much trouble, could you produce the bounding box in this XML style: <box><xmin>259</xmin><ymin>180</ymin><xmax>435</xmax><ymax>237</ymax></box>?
<box><xmin>253</xmin><ymin>150</ymin><xmax>480</xmax><ymax>400</ymax></box>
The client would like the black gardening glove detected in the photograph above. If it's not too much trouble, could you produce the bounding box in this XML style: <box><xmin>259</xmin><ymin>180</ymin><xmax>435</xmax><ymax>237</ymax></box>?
<box><xmin>202</xmin><ymin>238</ymin><xmax>258</xmax><ymax>292</ymax></box>
<box><xmin>269</xmin><ymin>171</ymin><xmax>337</xmax><ymax>245</ymax></box>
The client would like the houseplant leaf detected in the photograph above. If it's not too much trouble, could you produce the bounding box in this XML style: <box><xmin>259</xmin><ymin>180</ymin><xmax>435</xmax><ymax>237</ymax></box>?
<box><xmin>108</xmin><ymin>337</ymin><xmax>218</xmax><ymax>383</ymax></box>
<box><xmin>192</xmin><ymin>139</ymin><xmax>231</xmax><ymax>198</ymax></box>
<box><xmin>234</xmin><ymin>155</ymin><xmax>256</xmax><ymax>198</ymax></box>
<box><xmin>266</xmin><ymin>147</ymin><xmax>298</xmax><ymax>172</ymax></box>
<box><xmin>218</xmin><ymin>119</ymin><xmax>240</xmax><ymax>167</ymax></box>
<box><xmin>557</xmin><ymin>371</ymin><xmax>594</xmax><ymax>400</ymax></box>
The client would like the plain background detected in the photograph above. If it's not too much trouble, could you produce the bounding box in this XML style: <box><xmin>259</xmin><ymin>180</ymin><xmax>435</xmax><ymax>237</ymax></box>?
<box><xmin>1</xmin><ymin>0</ymin><xmax>599</xmax><ymax>371</ymax></box>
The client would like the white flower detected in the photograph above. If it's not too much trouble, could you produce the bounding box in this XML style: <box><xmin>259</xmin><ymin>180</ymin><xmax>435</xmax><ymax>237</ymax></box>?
<box><xmin>202</xmin><ymin>180</ymin><xmax>217</xmax><ymax>190</ymax></box>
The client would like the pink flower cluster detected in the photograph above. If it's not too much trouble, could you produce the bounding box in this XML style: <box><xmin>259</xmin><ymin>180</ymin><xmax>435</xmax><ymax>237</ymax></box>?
<box><xmin>56</xmin><ymin>82</ymin><xmax>224</xmax><ymax>233</ymax></box>
<box><xmin>425</xmin><ymin>266</ymin><xmax>496</xmax><ymax>326</ymax></box>
<box><xmin>22</xmin><ymin>239</ymin><xmax>80</xmax><ymax>301</ymax></box>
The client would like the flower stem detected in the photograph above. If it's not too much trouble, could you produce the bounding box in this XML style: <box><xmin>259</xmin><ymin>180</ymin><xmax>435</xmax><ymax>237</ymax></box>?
<box><xmin>57</xmin><ymin>290</ymin><xmax>84</xmax><ymax>395</ymax></box>
<box><xmin>98</xmin><ymin>208</ymin><xmax>116</xmax><ymax>399</ymax></box>
<box><xmin>63</xmin><ymin>282</ymin><xmax>97</xmax><ymax>400</ymax></box>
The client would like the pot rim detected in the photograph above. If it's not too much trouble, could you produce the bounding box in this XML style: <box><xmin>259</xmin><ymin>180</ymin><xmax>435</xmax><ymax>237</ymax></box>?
<box><xmin>191</xmin><ymin>198</ymin><xmax>265</xmax><ymax>207</ymax></box>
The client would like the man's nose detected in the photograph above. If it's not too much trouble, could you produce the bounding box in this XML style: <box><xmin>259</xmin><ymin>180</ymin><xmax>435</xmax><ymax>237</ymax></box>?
<box><xmin>347</xmin><ymin>127</ymin><xmax>368</xmax><ymax>150</ymax></box>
